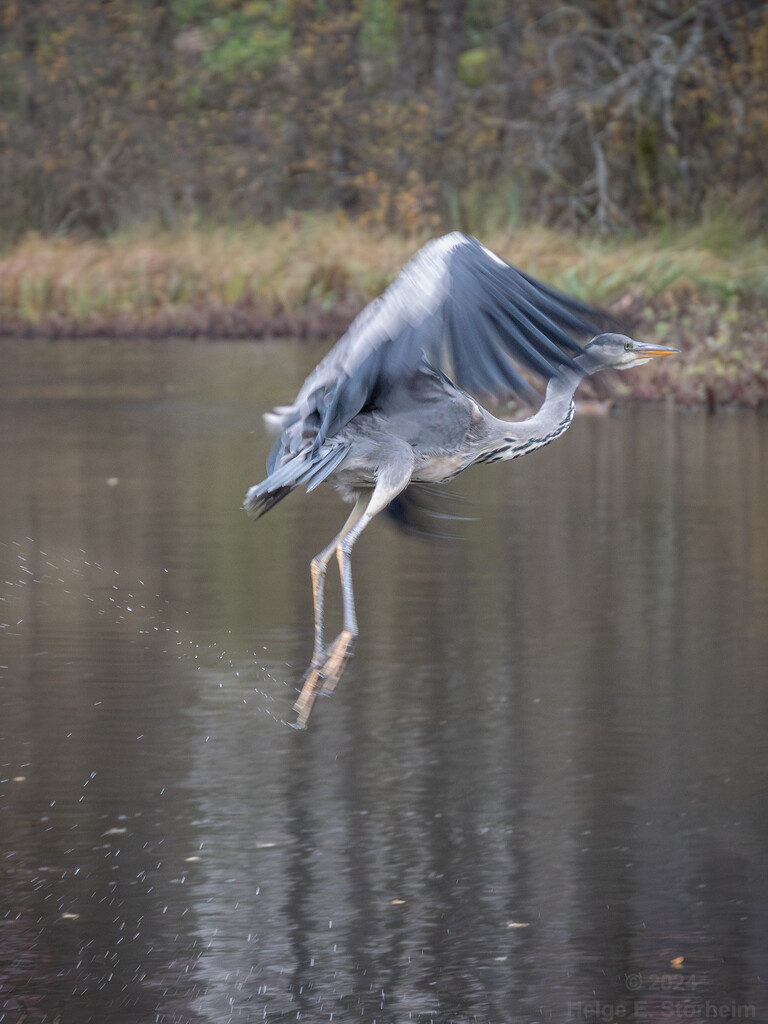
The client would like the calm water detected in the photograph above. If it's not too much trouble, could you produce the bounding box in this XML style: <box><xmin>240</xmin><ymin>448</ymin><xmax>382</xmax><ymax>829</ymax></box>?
<box><xmin>1</xmin><ymin>339</ymin><xmax>767</xmax><ymax>1024</ymax></box>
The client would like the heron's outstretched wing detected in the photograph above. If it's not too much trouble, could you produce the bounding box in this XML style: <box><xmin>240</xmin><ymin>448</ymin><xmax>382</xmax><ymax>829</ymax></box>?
<box><xmin>268</xmin><ymin>232</ymin><xmax>612</xmax><ymax>456</ymax></box>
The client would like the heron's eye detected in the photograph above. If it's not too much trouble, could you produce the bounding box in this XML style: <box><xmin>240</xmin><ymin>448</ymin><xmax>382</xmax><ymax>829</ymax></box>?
<box><xmin>624</xmin><ymin>341</ymin><xmax>634</xmax><ymax>351</ymax></box>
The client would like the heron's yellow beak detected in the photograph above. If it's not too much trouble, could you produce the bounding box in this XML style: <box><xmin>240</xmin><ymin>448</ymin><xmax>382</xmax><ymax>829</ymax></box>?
<box><xmin>634</xmin><ymin>342</ymin><xmax>680</xmax><ymax>358</ymax></box>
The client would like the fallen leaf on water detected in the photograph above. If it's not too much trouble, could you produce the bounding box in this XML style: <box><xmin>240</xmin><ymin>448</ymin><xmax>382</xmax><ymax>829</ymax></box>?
<box><xmin>671</xmin><ymin>956</ymin><xmax>685</xmax><ymax>968</ymax></box>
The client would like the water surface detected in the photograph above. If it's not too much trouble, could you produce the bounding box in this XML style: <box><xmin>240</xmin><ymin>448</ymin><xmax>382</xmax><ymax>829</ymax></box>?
<box><xmin>1</xmin><ymin>340</ymin><xmax>767</xmax><ymax>1024</ymax></box>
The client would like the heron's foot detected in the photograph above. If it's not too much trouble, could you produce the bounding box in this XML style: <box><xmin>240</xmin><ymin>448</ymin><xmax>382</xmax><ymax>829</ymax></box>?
<box><xmin>292</xmin><ymin>659</ymin><xmax>325</xmax><ymax>728</ymax></box>
<box><xmin>291</xmin><ymin>631</ymin><xmax>357</xmax><ymax>727</ymax></box>
<box><xmin>319</xmin><ymin>629</ymin><xmax>356</xmax><ymax>694</ymax></box>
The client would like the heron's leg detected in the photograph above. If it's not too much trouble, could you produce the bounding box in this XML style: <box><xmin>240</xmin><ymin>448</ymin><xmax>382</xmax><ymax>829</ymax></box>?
<box><xmin>293</xmin><ymin>494</ymin><xmax>367</xmax><ymax>722</ymax></box>
<box><xmin>318</xmin><ymin>469</ymin><xmax>412</xmax><ymax>694</ymax></box>
<box><xmin>293</xmin><ymin>457</ymin><xmax>413</xmax><ymax>727</ymax></box>
<box><xmin>308</xmin><ymin>494</ymin><xmax>367</xmax><ymax>667</ymax></box>
<box><xmin>316</xmin><ymin>528</ymin><xmax>363</xmax><ymax>692</ymax></box>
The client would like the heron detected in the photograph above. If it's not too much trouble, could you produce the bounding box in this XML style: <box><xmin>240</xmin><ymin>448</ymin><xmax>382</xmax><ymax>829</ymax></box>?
<box><xmin>245</xmin><ymin>232</ymin><xmax>678</xmax><ymax>725</ymax></box>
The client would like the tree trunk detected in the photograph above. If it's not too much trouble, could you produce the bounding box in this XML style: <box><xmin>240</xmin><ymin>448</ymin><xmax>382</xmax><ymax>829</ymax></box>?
<box><xmin>433</xmin><ymin>0</ymin><xmax>466</xmax><ymax>117</ymax></box>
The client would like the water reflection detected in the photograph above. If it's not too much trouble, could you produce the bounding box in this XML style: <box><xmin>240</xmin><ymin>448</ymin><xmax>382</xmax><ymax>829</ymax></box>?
<box><xmin>1</xmin><ymin>340</ymin><xmax>767</xmax><ymax>1023</ymax></box>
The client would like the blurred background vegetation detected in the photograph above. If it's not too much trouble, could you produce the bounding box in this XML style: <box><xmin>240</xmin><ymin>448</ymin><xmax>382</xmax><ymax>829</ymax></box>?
<box><xmin>2</xmin><ymin>0</ymin><xmax>767</xmax><ymax>406</ymax></box>
<box><xmin>2</xmin><ymin>0</ymin><xmax>768</xmax><ymax>240</ymax></box>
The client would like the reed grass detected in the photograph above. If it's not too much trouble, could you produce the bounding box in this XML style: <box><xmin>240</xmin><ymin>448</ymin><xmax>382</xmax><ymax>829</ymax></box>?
<box><xmin>0</xmin><ymin>218</ymin><xmax>412</xmax><ymax>330</ymax></box>
<box><xmin>2</xmin><ymin>216</ymin><xmax>766</xmax><ymax>326</ymax></box>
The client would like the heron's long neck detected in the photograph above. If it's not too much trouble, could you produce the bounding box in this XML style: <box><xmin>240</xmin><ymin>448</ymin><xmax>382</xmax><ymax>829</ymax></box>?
<box><xmin>479</xmin><ymin>363</ymin><xmax>586</xmax><ymax>464</ymax></box>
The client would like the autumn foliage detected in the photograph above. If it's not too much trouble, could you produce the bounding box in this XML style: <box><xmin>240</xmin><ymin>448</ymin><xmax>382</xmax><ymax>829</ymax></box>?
<box><xmin>1</xmin><ymin>0</ymin><xmax>767</xmax><ymax>240</ymax></box>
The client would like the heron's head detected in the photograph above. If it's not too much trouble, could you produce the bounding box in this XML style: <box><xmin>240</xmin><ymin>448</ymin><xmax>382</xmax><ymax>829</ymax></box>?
<box><xmin>580</xmin><ymin>333</ymin><xmax>680</xmax><ymax>372</ymax></box>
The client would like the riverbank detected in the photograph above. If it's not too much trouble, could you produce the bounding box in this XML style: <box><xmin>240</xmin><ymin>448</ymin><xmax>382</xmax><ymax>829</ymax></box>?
<box><xmin>2</xmin><ymin>216</ymin><xmax>767</xmax><ymax>406</ymax></box>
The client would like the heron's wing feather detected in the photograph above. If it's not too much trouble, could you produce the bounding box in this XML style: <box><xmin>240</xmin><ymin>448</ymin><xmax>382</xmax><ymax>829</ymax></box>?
<box><xmin>272</xmin><ymin>233</ymin><xmax>611</xmax><ymax>449</ymax></box>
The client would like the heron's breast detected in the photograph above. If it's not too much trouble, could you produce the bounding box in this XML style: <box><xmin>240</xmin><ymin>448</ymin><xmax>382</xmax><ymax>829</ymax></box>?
<box><xmin>411</xmin><ymin>451</ymin><xmax>474</xmax><ymax>483</ymax></box>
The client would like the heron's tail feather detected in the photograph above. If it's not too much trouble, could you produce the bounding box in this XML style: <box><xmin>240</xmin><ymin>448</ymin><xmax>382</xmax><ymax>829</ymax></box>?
<box><xmin>244</xmin><ymin>442</ymin><xmax>351</xmax><ymax>518</ymax></box>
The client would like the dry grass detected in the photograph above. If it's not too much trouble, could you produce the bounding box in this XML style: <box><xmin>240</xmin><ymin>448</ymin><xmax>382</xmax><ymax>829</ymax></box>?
<box><xmin>2</xmin><ymin>216</ymin><xmax>766</xmax><ymax>319</ymax></box>
<box><xmin>3</xmin><ymin>215</ymin><xmax>766</xmax><ymax>327</ymax></box>
<box><xmin>0</xmin><ymin>217</ymin><xmax>424</xmax><ymax>334</ymax></box>
<box><xmin>1</xmin><ymin>215</ymin><xmax>767</xmax><ymax>404</ymax></box>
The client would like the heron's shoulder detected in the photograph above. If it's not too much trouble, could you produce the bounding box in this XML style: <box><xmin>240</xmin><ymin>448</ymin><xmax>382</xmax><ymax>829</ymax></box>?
<box><xmin>408</xmin><ymin>232</ymin><xmax>484</xmax><ymax>275</ymax></box>
<box><xmin>417</xmin><ymin>231</ymin><xmax>472</xmax><ymax>258</ymax></box>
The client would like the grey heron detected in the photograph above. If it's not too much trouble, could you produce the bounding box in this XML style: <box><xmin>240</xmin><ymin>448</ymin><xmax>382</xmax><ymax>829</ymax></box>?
<box><xmin>245</xmin><ymin>233</ymin><xmax>678</xmax><ymax>725</ymax></box>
